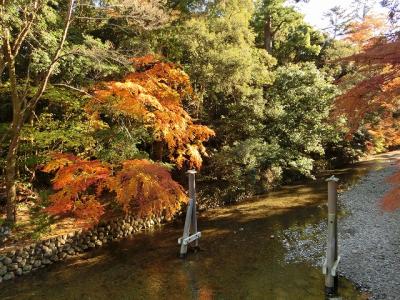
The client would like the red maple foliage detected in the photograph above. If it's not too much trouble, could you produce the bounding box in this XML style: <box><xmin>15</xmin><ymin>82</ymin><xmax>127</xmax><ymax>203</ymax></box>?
<box><xmin>107</xmin><ymin>159</ymin><xmax>187</xmax><ymax>219</ymax></box>
<box><xmin>89</xmin><ymin>55</ymin><xmax>215</xmax><ymax>169</ymax></box>
<box><xmin>345</xmin><ymin>15</ymin><xmax>387</xmax><ymax>48</ymax></box>
<box><xmin>42</xmin><ymin>153</ymin><xmax>188</xmax><ymax>224</ymax></box>
<box><xmin>333</xmin><ymin>39</ymin><xmax>400</xmax><ymax>145</ymax></box>
<box><xmin>42</xmin><ymin>153</ymin><xmax>111</xmax><ymax>223</ymax></box>
<box><xmin>381</xmin><ymin>160</ymin><xmax>400</xmax><ymax>211</ymax></box>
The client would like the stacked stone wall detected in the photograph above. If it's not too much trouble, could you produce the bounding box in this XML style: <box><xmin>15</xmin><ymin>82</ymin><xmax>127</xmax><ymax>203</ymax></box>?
<box><xmin>0</xmin><ymin>215</ymin><xmax>165</xmax><ymax>283</ymax></box>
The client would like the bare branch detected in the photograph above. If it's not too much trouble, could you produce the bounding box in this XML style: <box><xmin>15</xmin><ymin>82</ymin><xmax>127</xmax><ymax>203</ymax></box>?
<box><xmin>75</xmin><ymin>0</ymin><xmax>172</xmax><ymax>30</ymax></box>
<box><xmin>25</xmin><ymin>0</ymin><xmax>76</xmax><ymax>114</ymax></box>
<box><xmin>53</xmin><ymin>83</ymin><xmax>92</xmax><ymax>97</ymax></box>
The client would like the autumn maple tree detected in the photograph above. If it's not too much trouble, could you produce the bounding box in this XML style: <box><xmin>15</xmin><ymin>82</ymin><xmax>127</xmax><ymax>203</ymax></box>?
<box><xmin>345</xmin><ymin>14</ymin><xmax>387</xmax><ymax>48</ymax></box>
<box><xmin>89</xmin><ymin>55</ymin><xmax>215</xmax><ymax>169</ymax></box>
<box><xmin>333</xmin><ymin>38</ymin><xmax>400</xmax><ymax>146</ymax></box>
<box><xmin>332</xmin><ymin>9</ymin><xmax>399</xmax><ymax>145</ymax></box>
<box><xmin>41</xmin><ymin>56</ymin><xmax>214</xmax><ymax>224</ymax></box>
<box><xmin>43</xmin><ymin>154</ymin><xmax>188</xmax><ymax>224</ymax></box>
<box><xmin>332</xmin><ymin>23</ymin><xmax>400</xmax><ymax>211</ymax></box>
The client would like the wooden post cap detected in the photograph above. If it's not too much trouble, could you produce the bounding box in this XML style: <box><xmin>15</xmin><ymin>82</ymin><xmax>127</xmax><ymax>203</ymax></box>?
<box><xmin>186</xmin><ymin>169</ymin><xmax>197</xmax><ymax>174</ymax></box>
<box><xmin>326</xmin><ymin>175</ymin><xmax>339</xmax><ymax>182</ymax></box>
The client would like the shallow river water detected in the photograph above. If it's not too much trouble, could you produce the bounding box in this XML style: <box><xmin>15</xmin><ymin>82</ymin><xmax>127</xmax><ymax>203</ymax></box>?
<box><xmin>0</xmin><ymin>153</ymin><xmax>395</xmax><ymax>300</ymax></box>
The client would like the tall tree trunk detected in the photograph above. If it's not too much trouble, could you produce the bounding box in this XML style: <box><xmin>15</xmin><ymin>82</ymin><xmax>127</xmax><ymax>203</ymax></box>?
<box><xmin>5</xmin><ymin>116</ymin><xmax>25</xmax><ymax>223</ymax></box>
<box><xmin>3</xmin><ymin>29</ymin><xmax>22</xmax><ymax>224</ymax></box>
<box><xmin>2</xmin><ymin>0</ymin><xmax>75</xmax><ymax>224</ymax></box>
<box><xmin>264</xmin><ymin>15</ymin><xmax>273</xmax><ymax>53</ymax></box>
<box><xmin>5</xmin><ymin>124</ymin><xmax>21</xmax><ymax>223</ymax></box>
<box><xmin>0</xmin><ymin>56</ymin><xmax>5</xmax><ymax>84</ymax></box>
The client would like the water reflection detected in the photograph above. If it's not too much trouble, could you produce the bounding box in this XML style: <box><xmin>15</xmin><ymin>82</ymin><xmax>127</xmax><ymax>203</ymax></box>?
<box><xmin>1</xmin><ymin>153</ymin><xmax>395</xmax><ymax>300</ymax></box>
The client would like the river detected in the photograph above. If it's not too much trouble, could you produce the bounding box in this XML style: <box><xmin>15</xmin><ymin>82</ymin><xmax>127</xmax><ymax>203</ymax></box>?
<box><xmin>0</xmin><ymin>153</ymin><xmax>395</xmax><ymax>300</ymax></box>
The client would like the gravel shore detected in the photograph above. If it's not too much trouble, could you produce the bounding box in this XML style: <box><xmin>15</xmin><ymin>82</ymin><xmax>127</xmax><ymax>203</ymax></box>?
<box><xmin>282</xmin><ymin>158</ymin><xmax>400</xmax><ymax>299</ymax></box>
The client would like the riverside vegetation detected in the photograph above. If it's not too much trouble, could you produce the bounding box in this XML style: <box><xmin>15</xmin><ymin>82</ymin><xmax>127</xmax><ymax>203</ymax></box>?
<box><xmin>0</xmin><ymin>0</ymin><xmax>399</xmax><ymax>274</ymax></box>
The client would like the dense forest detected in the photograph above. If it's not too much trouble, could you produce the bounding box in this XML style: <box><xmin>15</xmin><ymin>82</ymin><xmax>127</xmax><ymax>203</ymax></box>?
<box><xmin>0</xmin><ymin>0</ymin><xmax>399</xmax><ymax>230</ymax></box>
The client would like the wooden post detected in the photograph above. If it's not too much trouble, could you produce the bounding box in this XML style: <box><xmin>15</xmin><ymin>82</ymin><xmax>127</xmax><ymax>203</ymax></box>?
<box><xmin>323</xmin><ymin>175</ymin><xmax>340</xmax><ymax>296</ymax></box>
<box><xmin>179</xmin><ymin>170</ymin><xmax>201</xmax><ymax>258</ymax></box>
<box><xmin>188</xmin><ymin>170</ymin><xmax>199</xmax><ymax>248</ymax></box>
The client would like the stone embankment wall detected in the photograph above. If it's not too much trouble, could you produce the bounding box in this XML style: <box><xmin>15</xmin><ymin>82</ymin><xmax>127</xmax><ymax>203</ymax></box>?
<box><xmin>0</xmin><ymin>215</ymin><xmax>165</xmax><ymax>283</ymax></box>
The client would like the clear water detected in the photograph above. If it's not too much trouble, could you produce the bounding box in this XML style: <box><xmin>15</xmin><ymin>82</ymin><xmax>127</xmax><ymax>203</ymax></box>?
<box><xmin>1</xmin><ymin>153</ymin><xmax>395</xmax><ymax>300</ymax></box>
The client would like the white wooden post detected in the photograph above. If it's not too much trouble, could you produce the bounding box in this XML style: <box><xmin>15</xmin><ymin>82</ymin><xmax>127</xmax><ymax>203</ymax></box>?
<box><xmin>179</xmin><ymin>170</ymin><xmax>201</xmax><ymax>258</ymax></box>
<box><xmin>323</xmin><ymin>175</ymin><xmax>340</xmax><ymax>296</ymax></box>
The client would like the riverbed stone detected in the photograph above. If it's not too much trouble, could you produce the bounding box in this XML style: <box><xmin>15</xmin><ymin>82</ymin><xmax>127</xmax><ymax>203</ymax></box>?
<box><xmin>3</xmin><ymin>272</ymin><xmax>15</xmax><ymax>281</ymax></box>
<box><xmin>18</xmin><ymin>258</ymin><xmax>26</xmax><ymax>268</ymax></box>
<box><xmin>0</xmin><ymin>265</ymin><xmax>7</xmax><ymax>276</ymax></box>
<box><xmin>59</xmin><ymin>252</ymin><xmax>68</xmax><ymax>259</ymax></box>
<box><xmin>42</xmin><ymin>246</ymin><xmax>52</xmax><ymax>257</ymax></box>
<box><xmin>22</xmin><ymin>265</ymin><xmax>32</xmax><ymax>272</ymax></box>
<box><xmin>33</xmin><ymin>260</ymin><xmax>41</xmax><ymax>268</ymax></box>
<box><xmin>50</xmin><ymin>255</ymin><xmax>59</xmax><ymax>262</ymax></box>
<box><xmin>8</xmin><ymin>263</ymin><xmax>18</xmax><ymax>271</ymax></box>
<box><xmin>3</xmin><ymin>257</ymin><xmax>12</xmax><ymax>265</ymax></box>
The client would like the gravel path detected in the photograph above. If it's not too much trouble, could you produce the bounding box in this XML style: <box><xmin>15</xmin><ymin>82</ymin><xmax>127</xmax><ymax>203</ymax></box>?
<box><xmin>281</xmin><ymin>158</ymin><xmax>400</xmax><ymax>299</ymax></box>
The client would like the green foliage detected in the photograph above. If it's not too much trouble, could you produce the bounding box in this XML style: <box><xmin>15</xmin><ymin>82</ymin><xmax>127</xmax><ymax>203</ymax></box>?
<box><xmin>54</xmin><ymin>35</ymin><xmax>125</xmax><ymax>85</ymax></box>
<box><xmin>2</xmin><ymin>1</ymin><xmax>127</xmax><ymax>90</ymax></box>
<box><xmin>202</xmin><ymin>139</ymin><xmax>283</xmax><ymax>203</ymax></box>
<box><xmin>265</xmin><ymin>63</ymin><xmax>338</xmax><ymax>177</ymax></box>
<box><xmin>252</xmin><ymin>0</ymin><xmax>326</xmax><ymax>64</ymax></box>
<box><xmin>159</xmin><ymin>0</ymin><xmax>275</xmax><ymax>143</ymax></box>
<box><xmin>273</xmin><ymin>24</ymin><xmax>325</xmax><ymax>64</ymax></box>
<box><xmin>202</xmin><ymin>62</ymin><xmax>338</xmax><ymax>202</ymax></box>
<box><xmin>15</xmin><ymin>88</ymin><xmax>98</xmax><ymax>168</ymax></box>
<box><xmin>0</xmin><ymin>85</ymin><xmax>150</xmax><ymax>180</ymax></box>
<box><xmin>318</xmin><ymin>39</ymin><xmax>358</xmax><ymax>79</ymax></box>
<box><xmin>94</xmin><ymin>126</ymin><xmax>151</xmax><ymax>164</ymax></box>
<box><xmin>154</xmin><ymin>0</ymin><xmax>352</xmax><ymax>203</ymax></box>
<box><xmin>324</xmin><ymin>128</ymin><xmax>370</xmax><ymax>167</ymax></box>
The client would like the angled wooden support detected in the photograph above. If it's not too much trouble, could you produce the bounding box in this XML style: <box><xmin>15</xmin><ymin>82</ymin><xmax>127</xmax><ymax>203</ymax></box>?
<box><xmin>179</xmin><ymin>170</ymin><xmax>201</xmax><ymax>258</ymax></box>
